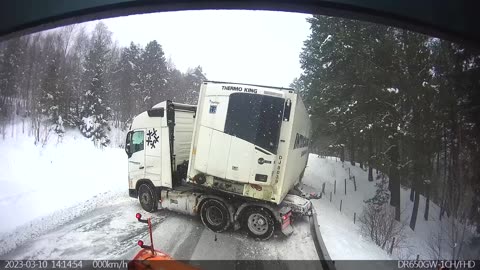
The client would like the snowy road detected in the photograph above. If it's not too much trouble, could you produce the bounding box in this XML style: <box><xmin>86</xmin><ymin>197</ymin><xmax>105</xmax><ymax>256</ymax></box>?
<box><xmin>1</xmin><ymin>193</ymin><xmax>319</xmax><ymax>264</ymax></box>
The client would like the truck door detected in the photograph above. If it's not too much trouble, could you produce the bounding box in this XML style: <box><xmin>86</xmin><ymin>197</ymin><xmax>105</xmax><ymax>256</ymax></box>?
<box><xmin>127</xmin><ymin>129</ymin><xmax>146</xmax><ymax>183</ymax></box>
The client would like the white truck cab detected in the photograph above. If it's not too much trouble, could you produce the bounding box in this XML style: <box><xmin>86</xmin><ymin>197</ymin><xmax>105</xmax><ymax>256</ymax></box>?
<box><xmin>126</xmin><ymin>101</ymin><xmax>196</xmax><ymax>195</ymax></box>
<box><xmin>126</xmin><ymin>82</ymin><xmax>312</xmax><ymax>240</ymax></box>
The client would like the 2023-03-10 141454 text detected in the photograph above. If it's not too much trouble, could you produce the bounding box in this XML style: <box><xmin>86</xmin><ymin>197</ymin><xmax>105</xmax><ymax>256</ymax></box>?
<box><xmin>1</xmin><ymin>260</ymin><xmax>130</xmax><ymax>269</ymax></box>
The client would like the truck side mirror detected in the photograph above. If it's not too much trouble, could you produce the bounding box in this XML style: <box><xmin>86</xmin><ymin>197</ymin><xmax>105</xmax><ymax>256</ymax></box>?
<box><xmin>283</xmin><ymin>99</ymin><xmax>292</xmax><ymax>121</ymax></box>
<box><xmin>125</xmin><ymin>131</ymin><xmax>133</xmax><ymax>158</ymax></box>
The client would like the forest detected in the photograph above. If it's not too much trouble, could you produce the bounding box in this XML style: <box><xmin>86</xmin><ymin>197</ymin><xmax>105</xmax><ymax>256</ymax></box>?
<box><xmin>0</xmin><ymin>22</ymin><xmax>206</xmax><ymax>147</ymax></box>
<box><xmin>294</xmin><ymin>15</ymin><xmax>480</xmax><ymax>246</ymax></box>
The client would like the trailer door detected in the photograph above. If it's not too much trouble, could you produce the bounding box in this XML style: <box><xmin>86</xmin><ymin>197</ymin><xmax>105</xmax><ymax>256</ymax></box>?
<box><xmin>224</xmin><ymin>93</ymin><xmax>283</xmax><ymax>184</ymax></box>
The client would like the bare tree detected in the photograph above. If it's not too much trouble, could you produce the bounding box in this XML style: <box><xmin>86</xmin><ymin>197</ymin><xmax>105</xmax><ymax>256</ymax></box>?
<box><xmin>359</xmin><ymin>203</ymin><xmax>407</xmax><ymax>253</ymax></box>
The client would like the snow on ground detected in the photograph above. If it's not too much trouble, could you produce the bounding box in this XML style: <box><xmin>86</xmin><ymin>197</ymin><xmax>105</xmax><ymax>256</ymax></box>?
<box><xmin>302</xmin><ymin>154</ymin><xmax>479</xmax><ymax>260</ymax></box>
<box><xmin>303</xmin><ymin>155</ymin><xmax>377</xmax><ymax>216</ymax></box>
<box><xmin>302</xmin><ymin>155</ymin><xmax>391</xmax><ymax>260</ymax></box>
<box><xmin>0</xmin><ymin>123</ymin><xmax>127</xmax><ymax>255</ymax></box>
<box><xmin>311</xmin><ymin>198</ymin><xmax>391</xmax><ymax>260</ymax></box>
<box><xmin>0</xmin><ymin>193</ymin><xmax>140</xmax><ymax>259</ymax></box>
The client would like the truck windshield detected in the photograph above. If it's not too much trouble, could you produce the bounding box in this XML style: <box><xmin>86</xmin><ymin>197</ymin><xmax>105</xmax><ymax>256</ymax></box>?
<box><xmin>224</xmin><ymin>93</ymin><xmax>284</xmax><ymax>154</ymax></box>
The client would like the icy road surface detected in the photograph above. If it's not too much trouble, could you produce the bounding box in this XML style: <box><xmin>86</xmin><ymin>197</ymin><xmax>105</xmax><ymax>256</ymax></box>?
<box><xmin>1</xmin><ymin>193</ymin><xmax>318</xmax><ymax>261</ymax></box>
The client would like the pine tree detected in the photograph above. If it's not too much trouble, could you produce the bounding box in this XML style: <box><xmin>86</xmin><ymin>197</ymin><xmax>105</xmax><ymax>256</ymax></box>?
<box><xmin>79</xmin><ymin>22</ymin><xmax>112</xmax><ymax>147</ymax></box>
<box><xmin>141</xmin><ymin>40</ymin><xmax>168</xmax><ymax>108</ymax></box>
<box><xmin>0</xmin><ymin>37</ymin><xmax>24</xmax><ymax>98</ymax></box>
<box><xmin>115</xmin><ymin>42</ymin><xmax>143</xmax><ymax>125</ymax></box>
<box><xmin>184</xmin><ymin>66</ymin><xmax>206</xmax><ymax>104</ymax></box>
<box><xmin>66</xmin><ymin>27</ymin><xmax>90</xmax><ymax>127</ymax></box>
<box><xmin>0</xmin><ymin>36</ymin><xmax>26</xmax><ymax>128</ymax></box>
<box><xmin>39</xmin><ymin>50</ymin><xmax>65</xmax><ymax>135</ymax></box>
<box><xmin>166</xmin><ymin>68</ymin><xmax>186</xmax><ymax>102</ymax></box>
<box><xmin>365</xmin><ymin>176</ymin><xmax>390</xmax><ymax>209</ymax></box>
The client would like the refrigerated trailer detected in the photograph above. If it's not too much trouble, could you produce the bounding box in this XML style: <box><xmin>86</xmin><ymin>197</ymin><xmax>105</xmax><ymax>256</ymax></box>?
<box><xmin>126</xmin><ymin>81</ymin><xmax>312</xmax><ymax>240</ymax></box>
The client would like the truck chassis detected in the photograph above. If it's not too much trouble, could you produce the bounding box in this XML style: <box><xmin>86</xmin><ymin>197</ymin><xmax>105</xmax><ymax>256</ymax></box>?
<box><xmin>130</xmin><ymin>182</ymin><xmax>311</xmax><ymax>240</ymax></box>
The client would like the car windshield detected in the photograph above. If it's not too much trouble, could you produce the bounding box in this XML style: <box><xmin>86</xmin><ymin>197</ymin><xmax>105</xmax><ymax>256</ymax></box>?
<box><xmin>0</xmin><ymin>8</ymin><xmax>479</xmax><ymax>268</ymax></box>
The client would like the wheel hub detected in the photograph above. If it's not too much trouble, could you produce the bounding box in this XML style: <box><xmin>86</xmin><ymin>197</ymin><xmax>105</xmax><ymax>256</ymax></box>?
<box><xmin>247</xmin><ymin>213</ymin><xmax>268</xmax><ymax>235</ymax></box>
<box><xmin>141</xmin><ymin>193</ymin><xmax>150</xmax><ymax>204</ymax></box>
<box><xmin>206</xmin><ymin>206</ymin><xmax>224</xmax><ymax>226</ymax></box>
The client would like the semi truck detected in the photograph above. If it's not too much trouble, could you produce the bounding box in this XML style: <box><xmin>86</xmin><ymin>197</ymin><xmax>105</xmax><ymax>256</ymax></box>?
<box><xmin>126</xmin><ymin>81</ymin><xmax>312</xmax><ymax>240</ymax></box>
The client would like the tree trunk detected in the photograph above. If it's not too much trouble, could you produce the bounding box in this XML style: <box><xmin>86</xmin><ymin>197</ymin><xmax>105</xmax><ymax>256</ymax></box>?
<box><xmin>350</xmin><ymin>134</ymin><xmax>355</xmax><ymax>166</ymax></box>
<box><xmin>439</xmin><ymin>172</ymin><xmax>447</xmax><ymax>221</ymax></box>
<box><xmin>410</xmin><ymin>187</ymin><xmax>415</xmax><ymax>202</ymax></box>
<box><xmin>389</xmin><ymin>142</ymin><xmax>401</xmax><ymax>221</ymax></box>
<box><xmin>436</xmin><ymin>150</ymin><xmax>440</xmax><ymax>177</ymax></box>
<box><xmin>410</xmin><ymin>109</ymin><xmax>422</xmax><ymax>231</ymax></box>
<box><xmin>410</xmin><ymin>183</ymin><xmax>420</xmax><ymax>230</ymax></box>
<box><xmin>340</xmin><ymin>145</ymin><xmax>345</xmax><ymax>162</ymax></box>
<box><xmin>368</xmin><ymin>166</ymin><xmax>373</xmax><ymax>182</ymax></box>
<box><xmin>424</xmin><ymin>184</ymin><xmax>430</xmax><ymax>221</ymax></box>
<box><xmin>440</xmin><ymin>125</ymin><xmax>448</xmax><ymax>220</ymax></box>
<box><xmin>448</xmin><ymin>107</ymin><xmax>458</xmax><ymax>219</ymax></box>
<box><xmin>368</xmin><ymin>133</ymin><xmax>373</xmax><ymax>181</ymax></box>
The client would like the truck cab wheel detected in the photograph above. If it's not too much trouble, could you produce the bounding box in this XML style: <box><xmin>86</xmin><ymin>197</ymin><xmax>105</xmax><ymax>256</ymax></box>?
<box><xmin>200</xmin><ymin>199</ymin><xmax>231</xmax><ymax>232</ymax></box>
<box><xmin>243</xmin><ymin>208</ymin><xmax>275</xmax><ymax>240</ymax></box>
<box><xmin>138</xmin><ymin>183</ymin><xmax>158</xmax><ymax>212</ymax></box>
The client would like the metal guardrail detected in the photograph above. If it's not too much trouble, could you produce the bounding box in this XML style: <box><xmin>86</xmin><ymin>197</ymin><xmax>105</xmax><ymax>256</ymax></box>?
<box><xmin>309</xmin><ymin>204</ymin><xmax>336</xmax><ymax>270</ymax></box>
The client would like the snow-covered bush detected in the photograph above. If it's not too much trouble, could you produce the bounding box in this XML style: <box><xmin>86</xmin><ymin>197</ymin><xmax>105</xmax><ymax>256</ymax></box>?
<box><xmin>359</xmin><ymin>177</ymin><xmax>406</xmax><ymax>253</ymax></box>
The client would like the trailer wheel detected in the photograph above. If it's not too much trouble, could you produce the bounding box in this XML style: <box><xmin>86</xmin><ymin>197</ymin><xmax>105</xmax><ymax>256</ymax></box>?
<box><xmin>200</xmin><ymin>199</ymin><xmax>231</xmax><ymax>232</ymax></box>
<box><xmin>243</xmin><ymin>208</ymin><xmax>275</xmax><ymax>240</ymax></box>
<box><xmin>138</xmin><ymin>183</ymin><xmax>158</xmax><ymax>212</ymax></box>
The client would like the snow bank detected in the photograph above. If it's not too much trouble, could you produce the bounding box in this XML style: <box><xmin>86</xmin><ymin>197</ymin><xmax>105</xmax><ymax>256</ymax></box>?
<box><xmin>0</xmin><ymin>192</ymin><xmax>129</xmax><ymax>257</ymax></box>
<box><xmin>303</xmin><ymin>155</ymin><xmax>377</xmax><ymax>216</ymax></box>
<box><xmin>303</xmin><ymin>154</ymin><xmax>479</xmax><ymax>260</ymax></box>
<box><xmin>303</xmin><ymin>155</ymin><xmax>391</xmax><ymax>260</ymax></box>
<box><xmin>311</xmin><ymin>198</ymin><xmax>391</xmax><ymax>260</ymax></box>
<box><xmin>0</xmin><ymin>123</ymin><xmax>127</xmax><ymax>234</ymax></box>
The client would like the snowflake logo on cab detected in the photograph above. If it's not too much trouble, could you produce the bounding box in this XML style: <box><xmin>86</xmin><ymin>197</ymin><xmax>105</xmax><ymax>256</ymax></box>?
<box><xmin>146</xmin><ymin>128</ymin><xmax>159</xmax><ymax>149</ymax></box>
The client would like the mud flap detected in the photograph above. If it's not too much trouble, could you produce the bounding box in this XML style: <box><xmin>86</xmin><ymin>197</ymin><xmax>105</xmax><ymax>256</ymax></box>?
<box><xmin>281</xmin><ymin>223</ymin><xmax>294</xmax><ymax>236</ymax></box>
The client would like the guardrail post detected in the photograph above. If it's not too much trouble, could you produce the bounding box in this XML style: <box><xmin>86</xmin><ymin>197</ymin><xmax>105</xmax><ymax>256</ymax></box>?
<box><xmin>353</xmin><ymin>176</ymin><xmax>357</xmax><ymax>191</ymax></box>
<box><xmin>389</xmin><ymin>237</ymin><xmax>395</xmax><ymax>254</ymax></box>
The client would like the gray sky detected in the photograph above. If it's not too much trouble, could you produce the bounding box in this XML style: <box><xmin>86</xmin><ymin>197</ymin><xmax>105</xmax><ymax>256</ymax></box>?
<box><xmin>94</xmin><ymin>10</ymin><xmax>311</xmax><ymax>87</ymax></box>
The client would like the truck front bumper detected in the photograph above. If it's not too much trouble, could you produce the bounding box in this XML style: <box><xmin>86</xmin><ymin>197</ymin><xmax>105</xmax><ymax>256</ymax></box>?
<box><xmin>129</xmin><ymin>189</ymin><xmax>138</xmax><ymax>198</ymax></box>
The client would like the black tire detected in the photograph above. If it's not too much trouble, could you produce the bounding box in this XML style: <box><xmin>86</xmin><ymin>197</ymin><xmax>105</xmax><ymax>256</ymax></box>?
<box><xmin>200</xmin><ymin>199</ymin><xmax>231</xmax><ymax>232</ymax></box>
<box><xmin>138</xmin><ymin>183</ymin><xmax>158</xmax><ymax>212</ymax></box>
<box><xmin>243</xmin><ymin>207</ymin><xmax>275</xmax><ymax>240</ymax></box>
